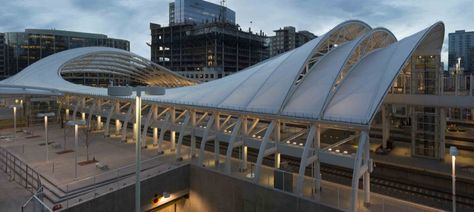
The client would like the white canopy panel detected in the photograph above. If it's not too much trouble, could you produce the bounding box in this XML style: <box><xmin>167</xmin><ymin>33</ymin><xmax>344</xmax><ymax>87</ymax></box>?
<box><xmin>0</xmin><ymin>21</ymin><xmax>445</xmax><ymax>127</ymax></box>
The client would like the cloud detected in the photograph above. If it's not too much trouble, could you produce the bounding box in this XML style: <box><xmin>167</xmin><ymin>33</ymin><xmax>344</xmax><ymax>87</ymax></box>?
<box><xmin>1</xmin><ymin>0</ymin><xmax>473</xmax><ymax>67</ymax></box>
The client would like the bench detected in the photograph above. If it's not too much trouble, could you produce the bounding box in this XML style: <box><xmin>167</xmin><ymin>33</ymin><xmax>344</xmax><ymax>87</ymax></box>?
<box><xmin>22</xmin><ymin>129</ymin><xmax>32</xmax><ymax>135</ymax></box>
<box><xmin>95</xmin><ymin>162</ymin><xmax>109</xmax><ymax>170</ymax></box>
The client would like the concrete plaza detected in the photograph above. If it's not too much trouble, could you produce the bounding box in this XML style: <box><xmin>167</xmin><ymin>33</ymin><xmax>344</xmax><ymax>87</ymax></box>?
<box><xmin>0</xmin><ymin>122</ymin><xmax>443</xmax><ymax>211</ymax></box>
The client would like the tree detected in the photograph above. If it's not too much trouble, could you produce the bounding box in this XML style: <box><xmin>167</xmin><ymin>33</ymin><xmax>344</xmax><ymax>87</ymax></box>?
<box><xmin>80</xmin><ymin>121</ymin><xmax>96</xmax><ymax>161</ymax></box>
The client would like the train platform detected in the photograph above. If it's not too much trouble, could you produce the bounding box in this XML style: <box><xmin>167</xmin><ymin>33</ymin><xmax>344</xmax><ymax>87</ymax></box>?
<box><xmin>370</xmin><ymin>140</ymin><xmax>474</xmax><ymax>180</ymax></box>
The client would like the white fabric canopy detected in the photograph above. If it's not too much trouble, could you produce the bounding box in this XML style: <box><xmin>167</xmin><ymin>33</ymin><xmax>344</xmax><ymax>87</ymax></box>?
<box><xmin>0</xmin><ymin>20</ymin><xmax>445</xmax><ymax>126</ymax></box>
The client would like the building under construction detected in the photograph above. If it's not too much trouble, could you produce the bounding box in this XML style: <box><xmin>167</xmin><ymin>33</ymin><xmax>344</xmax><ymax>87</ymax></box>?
<box><xmin>150</xmin><ymin>22</ymin><xmax>268</xmax><ymax>81</ymax></box>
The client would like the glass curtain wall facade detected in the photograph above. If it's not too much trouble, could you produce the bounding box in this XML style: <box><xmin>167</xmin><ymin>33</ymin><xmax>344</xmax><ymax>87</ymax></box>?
<box><xmin>449</xmin><ymin>30</ymin><xmax>474</xmax><ymax>72</ymax></box>
<box><xmin>170</xmin><ymin>0</ymin><xmax>236</xmax><ymax>25</ymax></box>
<box><xmin>388</xmin><ymin>54</ymin><xmax>444</xmax><ymax>159</ymax></box>
<box><xmin>1</xmin><ymin>29</ymin><xmax>129</xmax><ymax>79</ymax></box>
<box><xmin>0</xmin><ymin>33</ymin><xmax>5</xmax><ymax>77</ymax></box>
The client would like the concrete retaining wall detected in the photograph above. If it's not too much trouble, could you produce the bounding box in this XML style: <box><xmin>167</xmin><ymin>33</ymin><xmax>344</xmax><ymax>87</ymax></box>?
<box><xmin>187</xmin><ymin>165</ymin><xmax>339</xmax><ymax>212</ymax></box>
<box><xmin>64</xmin><ymin>164</ymin><xmax>338</xmax><ymax>212</ymax></box>
<box><xmin>63</xmin><ymin>164</ymin><xmax>190</xmax><ymax>212</ymax></box>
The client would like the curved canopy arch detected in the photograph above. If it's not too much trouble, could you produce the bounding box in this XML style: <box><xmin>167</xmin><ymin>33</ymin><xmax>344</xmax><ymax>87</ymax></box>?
<box><xmin>59</xmin><ymin>50</ymin><xmax>197</xmax><ymax>87</ymax></box>
<box><xmin>322</xmin><ymin>22</ymin><xmax>445</xmax><ymax>124</ymax></box>
<box><xmin>0</xmin><ymin>21</ymin><xmax>446</xmax><ymax>128</ymax></box>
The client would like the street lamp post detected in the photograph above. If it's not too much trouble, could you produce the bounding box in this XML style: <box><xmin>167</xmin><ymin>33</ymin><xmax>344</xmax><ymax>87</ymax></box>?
<box><xmin>108</xmin><ymin>86</ymin><xmax>165</xmax><ymax>212</ymax></box>
<box><xmin>9</xmin><ymin>104</ymin><xmax>22</xmax><ymax>141</ymax></box>
<box><xmin>37</xmin><ymin>112</ymin><xmax>55</xmax><ymax>161</ymax></box>
<box><xmin>66</xmin><ymin>120</ymin><xmax>86</xmax><ymax>179</ymax></box>
<box><xmin>450</xmin><ymin>146</ymin><xmax>458</xmax><ymax>212</ymax></box>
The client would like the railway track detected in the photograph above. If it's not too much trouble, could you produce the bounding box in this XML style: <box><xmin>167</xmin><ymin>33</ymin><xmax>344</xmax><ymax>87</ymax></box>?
<box><xmin>153</xmin><ymin>126</ymin><xmax>474</xmax><ymax>210</ymax></box>
<box><xmin>318</xmin><ymin>164</ymin><xmax>474</xmax><ymax>211</ymax></box>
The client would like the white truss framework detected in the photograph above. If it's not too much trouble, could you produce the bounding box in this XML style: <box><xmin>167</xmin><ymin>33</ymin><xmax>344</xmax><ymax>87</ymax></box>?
<box><xmin>0</xmin><ymin>20</ymin><xmax>445</xmax><ymax>211</ymax></box>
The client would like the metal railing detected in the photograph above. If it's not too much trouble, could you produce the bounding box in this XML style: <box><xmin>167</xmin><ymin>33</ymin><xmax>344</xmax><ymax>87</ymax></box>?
<box><xmin>0</xmin><ymin>146</ymin><xmax>42</xmax><ymax>192</ymax></box>
<box><xmin>391</xmin><ymin>73</ymin><xmax>473</xmax><ymax>96</ymax></box>
<box><xmin>21</xmin><ymin>187</ymin><xmax>52</xmax><ymax>212</ymax></box>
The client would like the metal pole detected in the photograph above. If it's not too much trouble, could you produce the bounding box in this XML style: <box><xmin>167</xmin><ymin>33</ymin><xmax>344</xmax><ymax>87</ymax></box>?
<box><xmin>452</xmin><ymin>155</ymin><xmax>456</xmax><ymax>212</ymax></box>
<box><xmin>75</xmin><ymin>124</ymin><xmax>78</xmax><ymax>179</ymax></box>
<box><xmin>45</xmin><ymin>116</ymin><xmax>49</xmax><ymax>162</ymax></box>
<box><xmin>135</xmin><ymin>92</ymin><xmax>142</xmax><ymax>212</ymax></box>
<box><xmin>13</xmin><ymin>107</ymin><xmax>17</xmax><ymax>140</ymax></box>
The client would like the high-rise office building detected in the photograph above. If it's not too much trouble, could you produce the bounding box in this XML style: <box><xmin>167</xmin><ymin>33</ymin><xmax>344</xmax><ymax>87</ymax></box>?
<box><xmin>448</xmin><ymin>30</ymin><xmax>474</xmax><ymax>73</ymax></box>
<box><xmin>0</xmin><ymin>33</ymin><xmax>6</xmax><ymax>78</ymax></box>
<box><xmin>169</xmin><ymin>0</ymin><xmax>236</xmax><ymax>25</ymax></box>
<box><xmin>0</xmin><ymin>29</ymin><xmax>129</xmax><ymax>79</ymax></box>
<box><xmin>270</xmin><ymin>26</ymin><xmax>317</xmax><ymax>57</ymax></box>
<box><xmin>152</xmin><ymin>0</ymin><xmax>267</xmax><ymax>82</ymax></box>
<box><xmin>150</xmin><ymin>22</ymin><xmax>268</xmax><ymax>81</ymax></box>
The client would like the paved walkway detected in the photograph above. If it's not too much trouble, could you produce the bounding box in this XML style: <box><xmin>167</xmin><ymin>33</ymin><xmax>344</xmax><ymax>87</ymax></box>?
<box><xmin>0</xmin><ymin>169</ymin><xmax>31</xmax><ymax>211</ymax></box>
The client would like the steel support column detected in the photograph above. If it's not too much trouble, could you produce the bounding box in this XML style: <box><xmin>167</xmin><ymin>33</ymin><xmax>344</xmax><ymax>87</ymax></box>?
<box><xmin>254</xmin><ymin>120</ymin><xmax>276</xmax><ymax>183</ymax></box>
<box><xmin>440</xmin><ymin>107</ymin><xmax>446</xmax><ymax>159</ymax></box>
<box><xmin>198</xmin><ymin>115</ymin><xmax>215</xmax><ymax>165</ymax></box>
<box><xmin>176</xmin><ymin>112</ymin><xmax>190</xmax><ymax>160</ymax></box>
<box><xmin>382</xmin><ymin>105</ymin><xmax>390</xmax><ymax>149</ymax></box>
<box><xmin>214</xmin><ymin>112</ymin><xmax>221</xmax><ymax>165</ymax></box>
<box><xmin>121</xmin><ymin>102</ymin><xmax>134</xmax><ymax>142</ymax></box>
<box><xmin>296</xmin><ymin>125</ymin><xmax>316</xmax><ymax>195</ymax></box>
<box><xmin>104</xmin><ymin>101</ymin><xmax>116</xmax><ymax>136</ymax></box>
<box><xmin>240</xmin><ymin>117</ymin><xmax>248</xmax><ymax>171</ymax></box>
<box><xmin>190</xmin><ymin>110</ymin><xmax>197</xmax><ymax>157</ymax></box>
<box><xmin>170</xmin><ymin>108</ymin><xmax>176</xmax><ymax>151</ymax></box>
<box><xmin>224</xmin><ymin>118</ymin><xmax>242</xmax><ymax>174</ymax></box>
<box><xmin>157</xmin><ymin>112</ymin><xmax>171</xmax><ymax>154</ymax></box>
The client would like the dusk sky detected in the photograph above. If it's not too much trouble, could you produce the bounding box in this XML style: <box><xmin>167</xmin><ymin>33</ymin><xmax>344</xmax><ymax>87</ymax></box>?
<box><xmin>1</xmin><ymin>0</ymin><xmax>473</xmax><ymax>67</ymax></box>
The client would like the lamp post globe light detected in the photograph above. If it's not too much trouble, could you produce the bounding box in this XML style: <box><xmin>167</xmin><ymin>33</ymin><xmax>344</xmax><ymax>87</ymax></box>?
<box><xmin>9</xmin><ymin>104</ymin><xmax>23</xmax><ymax>141</ymax></box>
<box><xmin>66</xmin><ymin>120</ymin><xmax>87</xmax><ymax>179</ymax></box>
<box><xmin>37</xmin><ymin>112</ymin><xmax>55</xmax><ymax>162</ymax></box>
<box><xmin>107</xmin><ymin>86</ymin><xmax>165</xmax><ymax>212</ymax></box>
<box><xmin>450</xmin><ymin>146</ymin><xmax>458</xmax><ymax>212</ymax></box>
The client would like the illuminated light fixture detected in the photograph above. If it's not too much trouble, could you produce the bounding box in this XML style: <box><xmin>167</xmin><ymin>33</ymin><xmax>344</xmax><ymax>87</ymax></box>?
<box><xmin>203</xmin><ymin>126</ymin><xmax>207</xmax><ymax>129</ymax></box>
<box><xmin>450</xmin><ymin>146</ymin><xmax>458</xmax><ymax>212</ymax></box>
<box><xmin>257</xmin><ymin>136</ymin><xmax>262</xmax><ymax>139</ymax></box>
<box><xmin>335</xmin><ymin>149</ymin><xmax>340</xmax><ymax>153</ymax></box>
<box><xmin>286</xmin><ymin>141</ymin><xmax>290</xmax><ymax>144</ymax></box>
<box><xmin>328</xmin><ymin>148</ymin><xmax>332</xmax><ymax>151</ymax></box>
<box><xmin>299</xmin><ymin>143</ymin><xmax>303</xmax><ymax>146</ymax></box>
<box><xmin>252</xmin><ymin>135</ymin><xmax>256</xmax><ymax>138</ymax></box>
<box><xmin>293</xmin><ymin>142</ymin><xmax>297</xmax><ymax>145</ymax></box>
<box><xmin>343</xmin><ymin>150</ymin><xmax>348</xmax><ymax>154</ymax></box>
<box><xmin>108</xmin><ymin>85</ymin><xmax>165</xmax><ymax>212</ymax></box>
